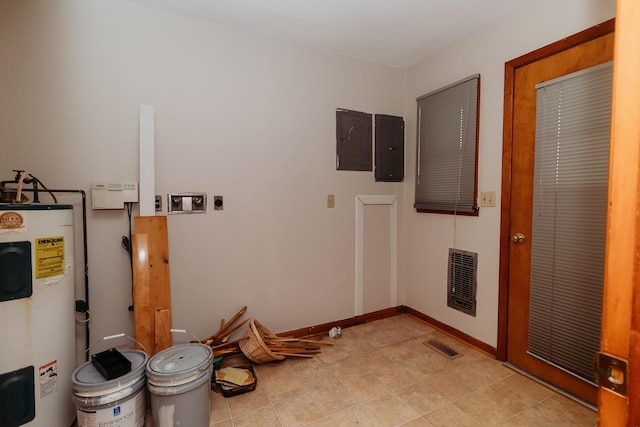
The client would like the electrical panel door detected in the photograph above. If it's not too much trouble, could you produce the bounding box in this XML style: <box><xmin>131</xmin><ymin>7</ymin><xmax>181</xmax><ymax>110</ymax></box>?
<box><xmin>375</xmin><ymin>114</ymin><xmax>404</xmax><ymax>182</ymax></box>
<box><xmin>336</xmin><ymin>109</ymin><xmax>372</xmax><ymax>171</ymax></box>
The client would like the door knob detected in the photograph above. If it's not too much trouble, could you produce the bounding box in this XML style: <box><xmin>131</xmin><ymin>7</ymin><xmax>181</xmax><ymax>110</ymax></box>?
<box><xmin>511</xmin><ymin>232</ymin><xmax>526</xmax><ymax>243</ymax></box>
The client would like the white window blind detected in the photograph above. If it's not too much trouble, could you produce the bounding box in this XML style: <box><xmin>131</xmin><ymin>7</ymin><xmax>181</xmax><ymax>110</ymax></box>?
<box><xmin>528</xmin><ymin>61</ymin><xmax>612</xmax><ymax>382</ymax></box>
<box><xmin>415</xmin><ymin>75</ymin><xmax>479</xmax><ymax>214</ymax></box>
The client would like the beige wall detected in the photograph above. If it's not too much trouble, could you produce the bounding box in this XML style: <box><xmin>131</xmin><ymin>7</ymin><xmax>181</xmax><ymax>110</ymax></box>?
<box><xmin>0</xmin><ymin>0</ymin><xmax>404</xmax><ymax>352</ymax></box>
<box><xmin>0</xmin><ymin>0</ymin><xmax>616</xmax><ymax>359</ymax></box>
<box><xmin>403</xmin><ymin>0</ymin><xmax>616</xmax><ymax>346</ymax></box>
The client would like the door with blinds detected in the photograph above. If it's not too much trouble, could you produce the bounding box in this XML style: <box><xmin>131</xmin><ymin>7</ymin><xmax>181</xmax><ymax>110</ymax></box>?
<box><xmin>528</xmin><ymin>61</ymin><xmax>612</xmax><ymax>386</ymax></box>
<box><xmin>505</xmin><ymin>28</ymin><xmax>614</xmax><ymax>405</ymax></box>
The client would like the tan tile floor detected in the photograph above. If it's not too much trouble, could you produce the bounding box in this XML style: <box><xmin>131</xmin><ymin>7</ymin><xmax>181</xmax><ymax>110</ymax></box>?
<box><xmin>150</xmin><ymin>314</ymin><xmax>598</xmax><ymax>426</ymax></box>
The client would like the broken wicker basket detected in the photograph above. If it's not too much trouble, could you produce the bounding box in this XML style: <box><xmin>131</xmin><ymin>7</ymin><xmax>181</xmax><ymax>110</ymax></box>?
<box><xmin>239</xmin><ymin>319</ymin><xmax>286</xmax><ymax>363</ymax></box>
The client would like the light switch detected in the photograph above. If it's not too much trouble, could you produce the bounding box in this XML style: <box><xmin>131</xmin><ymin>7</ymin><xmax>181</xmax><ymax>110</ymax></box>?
<box><xmin>480</xmin><ymin>191</ymin><xmax>496</xmax><ymax>207</ymax></box>
<box><xmin>327</xmin><ymin>194</ymin><xmax>335</xmax><ymax>208</ymax></box>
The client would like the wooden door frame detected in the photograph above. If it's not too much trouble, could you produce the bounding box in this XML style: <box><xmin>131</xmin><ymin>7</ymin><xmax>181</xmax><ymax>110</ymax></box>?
<box><xmin>497</xmin><ymin>18</ymin><xmax>616</xmax><ymax>362</ymax></box>
<box><xmin>599</xmin><ymin>0</ymin><xmax>640</xmax><ymax>424</ymax></box>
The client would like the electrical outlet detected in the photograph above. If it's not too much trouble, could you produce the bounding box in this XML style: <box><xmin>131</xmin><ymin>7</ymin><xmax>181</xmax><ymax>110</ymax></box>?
<box><xmin>213</xmin><ymin>196</ymin><xmax>223</xmax><ymax>211</ymax></box>
<box><xmin>191</xmin><ymin>195</ymin><xmax>206</xmax><ymax>212</ymax></box>
<box><xmin>155</xmin><ymin>195</ymin><xmax>162</xmax><ymax>212</ymax></box>
<box><xmin>170</xmin><ymin>195</ymin><xmax>183</xmax><ymax>212</ymax></box>
<box><xmin>168</xmin><ymin>193</ymin><xmax>207</xmax><ymax>214</ymax></box>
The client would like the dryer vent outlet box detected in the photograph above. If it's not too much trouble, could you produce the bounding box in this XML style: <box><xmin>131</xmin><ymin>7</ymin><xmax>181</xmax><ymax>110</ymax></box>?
<box><xmin>168</xmin><ymin>193</ymin><xmax>207</xmax><ymax>214</ymax></box>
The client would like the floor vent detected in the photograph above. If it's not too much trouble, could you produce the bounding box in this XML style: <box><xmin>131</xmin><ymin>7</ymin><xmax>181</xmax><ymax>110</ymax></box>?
<box><xmin>425</xmin><ymin>340</ymin><xmax>462</xmax><ymax>359</ymax></box>
<box><xmin>447</xmin><ymin>248</ymin><xmax>478</xmax><ymax>316</ymax></box>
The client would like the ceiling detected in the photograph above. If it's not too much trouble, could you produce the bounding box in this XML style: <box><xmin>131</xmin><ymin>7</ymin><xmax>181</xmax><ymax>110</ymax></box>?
<box><xmin>125</xmin><ymin>0</ymin><xmax>527</xmax><ymax>68</ymax></box>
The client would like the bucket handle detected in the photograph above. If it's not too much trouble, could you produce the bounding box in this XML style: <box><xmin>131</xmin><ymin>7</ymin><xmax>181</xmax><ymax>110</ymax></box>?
<box><xmin>154</xmin><ymin>328</ymin><xmax>202</xmax><ymax>353</ymax></box>
<box><xmin>86</xmin><ymin>333</ymin><xmax>150</xmax><ymax>356</ymax></box>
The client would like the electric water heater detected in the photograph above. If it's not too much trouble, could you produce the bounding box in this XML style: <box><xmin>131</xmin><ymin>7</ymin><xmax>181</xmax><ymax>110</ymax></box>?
<box><xmin>0</xmin><ymin>204</ymin><xmax>76</xmax><ymax>427</ymax></box>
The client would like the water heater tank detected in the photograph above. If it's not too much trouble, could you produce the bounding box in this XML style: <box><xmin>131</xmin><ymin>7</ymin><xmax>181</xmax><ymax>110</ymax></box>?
<box><xmin>0</xmin><ymin>204</ymin><xmax>76</xmax><ymax>427</ymax></box>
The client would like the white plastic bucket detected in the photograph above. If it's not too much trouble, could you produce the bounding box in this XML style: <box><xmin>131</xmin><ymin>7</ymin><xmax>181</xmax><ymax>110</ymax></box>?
<box><xmin>146</xmin><ymin>343</ymin><xmax>213</xmax><ymax>427</ymax></box>
<box><xmin>71</xmin><ymin>350</ymin><xmax>148</xmax><ymax>427</ymax></box>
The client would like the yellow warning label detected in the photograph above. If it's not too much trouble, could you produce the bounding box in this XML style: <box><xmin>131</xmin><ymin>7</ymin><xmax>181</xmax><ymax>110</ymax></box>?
<box><xmin>35</xmin><ymin>236</ymin><xmax>64</xmax><ymax>279</ymax></box>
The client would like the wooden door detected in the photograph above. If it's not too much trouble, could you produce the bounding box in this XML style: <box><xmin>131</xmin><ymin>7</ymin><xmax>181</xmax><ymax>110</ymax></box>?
<box><xmin>599</xmin><ymin>1</ymin><xmax>640</xmax><ymax>424</ymax></box>
<box><xmin>499</xmin><ymin>21</ymin><xmax>615</xmax><ymax>405</ymax></box>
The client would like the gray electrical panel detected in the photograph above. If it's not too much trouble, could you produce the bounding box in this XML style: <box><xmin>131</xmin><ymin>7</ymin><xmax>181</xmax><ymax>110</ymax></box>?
<box><xmin>375</xmin><ymin>114</ymin><xmax>404</xmax><ymax>182</ymax></box>
<box><xmin>336</xmin><ymin>109</ymin><xmax>372</xmax><ymax>171</ymax></box>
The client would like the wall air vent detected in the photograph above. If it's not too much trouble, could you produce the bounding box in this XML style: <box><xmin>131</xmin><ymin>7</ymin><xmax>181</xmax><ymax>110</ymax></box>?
<box><xmin>447</xmin><ymin>248</ymin><xmax>478</xmax><ymax>316</ymax></box>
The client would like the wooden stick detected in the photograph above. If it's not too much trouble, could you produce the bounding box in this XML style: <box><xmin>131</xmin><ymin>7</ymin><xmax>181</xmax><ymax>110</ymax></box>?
<box><xmin>224</xmin><ymin>305</ymin><xmax>247</xmax><ymax>329</ymax></box>
<box><xmin>300</xmin><ymin>332</ymin><xmax>329</xmax><ymax>340</ymax></box>
<box><xmin>213</xmin><ymin>348</ymin><xmax>242</xmax><ymax>357</ymax></box>
<box><xmin>217</xmin><ymin>319</ymin><xmax>248</xmax><ymax>340</ymax></box>
<box><xmin>266</xmin><ymin>337</ymin><xmax>333</xmax><ymax>345</ymax></box>
<box><xmin>274</xmin><ymin>352</ymin><xmax>314</xmax><ymax>358</ymax></box>
<box><xmin>264</xmin><ymin>344</ymin><xmax>319</xmax><ymax>352</ymax></box>
<box><xmin>264</xmin><ymin>340</ymin><xmax>320</xmax><ymax>348</ymax></box>
<box><xmin>203</xmin><ymin>306</ymin><xmax>248</xmax><ymax>342</ymax></box>
<box><xmin>210</xmin><ymin>337</ymin><xmax>247</xmax><ymax>351</ymax></box>
<box><xmin>266</xmin><ymin>347</ymin><xmax>321</xmax><ymax>354</ymax></box>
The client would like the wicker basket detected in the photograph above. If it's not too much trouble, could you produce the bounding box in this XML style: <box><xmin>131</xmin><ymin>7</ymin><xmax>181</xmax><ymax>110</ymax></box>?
<box><xmin>239</xmin><ymin>319</ymin><xmax>286</xmax><ymax>364</ymax></box>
